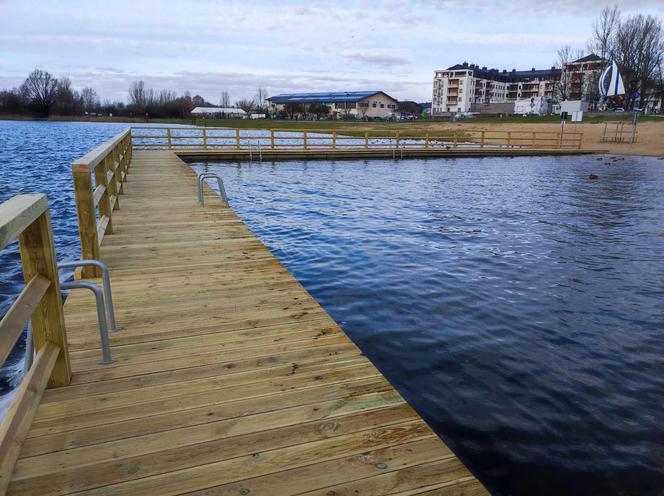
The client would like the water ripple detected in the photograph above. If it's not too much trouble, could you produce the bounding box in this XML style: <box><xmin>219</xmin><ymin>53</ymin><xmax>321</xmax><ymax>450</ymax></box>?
<box><xmin>192</xmin><ymin>156</ymin><xmax>664</xmax><ymax>496</ymax></box>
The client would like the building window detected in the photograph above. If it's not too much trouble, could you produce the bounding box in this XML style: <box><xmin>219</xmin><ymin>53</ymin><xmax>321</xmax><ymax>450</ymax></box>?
<box><xmin>372</xmin><ymin>102</ymin><xmax>376</xmax><ymax>108</ymax></box>
<box><xmin>380</xmin><ymin>103</ymin><xmax>384</xmax><ymax>108</ymax></box>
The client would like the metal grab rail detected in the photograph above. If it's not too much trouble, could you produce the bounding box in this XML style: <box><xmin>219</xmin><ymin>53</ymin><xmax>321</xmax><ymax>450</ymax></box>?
<box><xmin>198</xmin><ymin>173</ymin><xmax>228</xmax><ymax>206</ymax></box>
<box><xmin>60</xmin><ymin>280</ymin><xmax>113</xmax><ymax>364</ymax></box>
<box><xmin>248</xmin><ymin>140</ymin><xmax>264</xmax><ymax>163</ymax></box>
<box><xmin>58</xmin><ymin>259</ymin><xmax>118</xmax><ymax>332</ymax></box>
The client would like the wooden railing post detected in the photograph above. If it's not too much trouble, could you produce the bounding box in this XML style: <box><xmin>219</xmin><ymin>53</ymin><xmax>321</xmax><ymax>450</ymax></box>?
<box><xmin>453</xmin><ymin>131</ymin><xmax>458</xmax><ymax>148</ymax></box>
<box><xmin>270</xmin><ymin>129</ymin><xmax>275</xmax><ymax>150</ymax></box>
<box><xmin>112</xmin><ymin>145</ymin><xmax>123</xmax><ymax>198</ymax></box>
<box><xmin>72</xmin><ymin>165</ymin><xmax>101</xmax><ymax>278</ymax></box>
<box><xmin>364</xmin><ymin>131</ymin><xmax>369</xmax><ymax>149</ymax></box>
<box><xmin>107</xmin><ymin>155</ymin><xmax>119</xmax><ymax>210</ymax></box>
<box><xmin>332</xmin><ymin>131</ymin><xmax>337</xmax><ymax>149</ymax></box>
<box><xmin>425</xmin><ymin>133</ymin><xmax>429</xmax><ymax>149</ymax></box>
<box><xmin>95</xmin><ymin>158</ymin><xmax>113</xmax><ymax>235</ymax></box>
<box><xmin>236</xmin><ymin>129</ymin><xmax>241</xmax><ymax>150</ymax></box>
<box><xmin>395</xmin><ymin>131</ymin><xmax>400</xmax><ymax>149</ymax></box>
<box><xmin>578</xmin><ymin>133</ymin><xmax>583</xmax><ymax>149</ymax></box>
<box><xmin>127</xmin><ymin>133</ymin><xmax>133</xmax><ymax>169</ymax></box>
<box><xmin>480</xmin><ymin>131</ymin><xmax>485</xmax><ymax>149</ymax></box>
<box><xmin>303</xmin><ymin>131</ymin><xmax>308</xmax><ymax>150</ymax></box>
<box><xmin>167</xmin><ymin>128</ymin><xmax>172</xmax><ymax>149</ymax></box>
<box><xmin>18</xmin><ymin>207</ymin><xmax>71</xmax><ymax>387</ymax></box>
<box><xmin>202</xmin><ymin>128</ymin><xmax>207</xmax><ymax>149</ymax></box>
<box><xmin>507</xmin><ymin>131</ymin><xmax>512</xmax><ymax>148</ymax></box>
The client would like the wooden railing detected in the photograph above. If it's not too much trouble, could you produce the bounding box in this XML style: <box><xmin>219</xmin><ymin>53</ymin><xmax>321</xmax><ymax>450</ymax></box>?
<box><xmin>72</xmin><ymin>129</ymin><xmax>132</xmax><ymax>278</ymax></box>
<box><xmin>130</xmin><ymin>127</ymin><xmax>584</xmax><ymax>151</ymax></box>
<box><xmin>0</xmin><ymin>194</ymin><xmax>71</xmax><ymax>491</ymax></box>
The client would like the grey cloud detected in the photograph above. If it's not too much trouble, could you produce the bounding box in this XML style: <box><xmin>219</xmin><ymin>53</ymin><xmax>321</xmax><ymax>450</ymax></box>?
<box><xmin>424</xmin><ymin>0</ymin><xmax>664</xmax><ymax>15</ymax></box>
<box><xmin>339</xmin><ymin>52</ymin><xmax>411</xmax><ymax>67</ymax></box>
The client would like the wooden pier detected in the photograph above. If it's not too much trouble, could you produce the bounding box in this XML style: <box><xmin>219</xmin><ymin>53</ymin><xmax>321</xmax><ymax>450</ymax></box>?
<box><xmin>132</xmin><ymin>126</ymin><xmax>591</xmax><ymax>162</ymax></box>
<box><xmin>1</xmin><ymin>131</ymin><xmax>489</xmax><ymax>495</ymax></box>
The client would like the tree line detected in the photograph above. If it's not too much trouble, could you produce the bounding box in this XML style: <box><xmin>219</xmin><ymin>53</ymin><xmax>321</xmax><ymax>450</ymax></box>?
<box><xmin>556</xmin><ymin>5</ymin><xmax>664</xmax><ymax>109</ymax></box>
<box><xmin>0</xmin><ymin>70</ymin><xmax>269</xmax><ymax>118</ymax></box>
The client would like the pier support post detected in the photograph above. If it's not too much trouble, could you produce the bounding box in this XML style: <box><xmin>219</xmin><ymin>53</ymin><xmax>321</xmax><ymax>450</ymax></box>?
<box><xmin>18</xmin><ymin>208</ymin><xmax>71</xmax><ymax>387</ymax></box>
<box><xmin>72</xmin><ymin>165</ymin><xmax>101</xmax><ymax>278</ymax></box>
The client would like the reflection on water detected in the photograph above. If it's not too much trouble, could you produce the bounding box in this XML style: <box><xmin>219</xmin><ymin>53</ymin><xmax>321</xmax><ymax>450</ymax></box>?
<box><xmin>191</xmin><ymin>156</ymin><xmax>664</xmax><ymax>496</ymax></box>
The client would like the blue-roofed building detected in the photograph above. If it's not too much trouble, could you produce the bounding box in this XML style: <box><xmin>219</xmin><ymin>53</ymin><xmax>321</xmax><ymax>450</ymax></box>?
<box><xmin>267</xmin><ymin>91</ymin><xmax>398</xmax><ymax>119</ymax></box>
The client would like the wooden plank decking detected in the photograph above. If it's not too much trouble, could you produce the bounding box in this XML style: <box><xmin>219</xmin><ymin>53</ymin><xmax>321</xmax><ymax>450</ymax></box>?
<box><xmin>8</xmin><ymin>150</ymin><xmax>489</xmax><ymax>495</ymax></box>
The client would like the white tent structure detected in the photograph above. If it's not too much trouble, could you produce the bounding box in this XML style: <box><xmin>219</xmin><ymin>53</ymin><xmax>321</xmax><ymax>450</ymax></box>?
<box><xmin>191</xmin><ymin>107</ymin><xmax>247</xmax><ymax>118</ymax></box>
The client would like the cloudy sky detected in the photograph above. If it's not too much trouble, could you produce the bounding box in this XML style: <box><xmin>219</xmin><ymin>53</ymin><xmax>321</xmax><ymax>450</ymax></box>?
<box><xmin>1</xmin><ymin>0</ymin><xmax>662</xmax><ymax>103</ymax></box>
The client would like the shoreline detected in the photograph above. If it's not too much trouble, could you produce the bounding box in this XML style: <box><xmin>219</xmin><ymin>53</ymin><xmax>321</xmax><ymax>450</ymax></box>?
<box><xmin>2</xmin><ymin>115</ymin><xmax>662</xmax><ymax>157</ymax></box>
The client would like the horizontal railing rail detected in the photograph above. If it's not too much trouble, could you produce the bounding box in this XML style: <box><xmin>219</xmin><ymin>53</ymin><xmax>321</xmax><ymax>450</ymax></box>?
<box><xmin>72</xmin><ymin>128</ymin><xmax>132</xmax><ymax>278</ymax></box>
<box><xmin>130</xmin><ymin>127</ymin><xmax>584</xmax><ymax>152</ymax></box>
<box><xmin>0</xmin><ymin>194</ymin><xmax>71</xmax><ymax>491</ymax></box>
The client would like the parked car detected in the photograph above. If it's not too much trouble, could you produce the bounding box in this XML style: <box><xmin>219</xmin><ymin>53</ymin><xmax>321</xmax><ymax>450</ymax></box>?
<box><xmin>613</xmin><ymin>107</ymin><xmax>625</xmax><ymax>112</ymax></box>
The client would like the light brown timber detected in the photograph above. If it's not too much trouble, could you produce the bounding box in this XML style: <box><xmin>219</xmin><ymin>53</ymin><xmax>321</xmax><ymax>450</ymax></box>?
<box><xmin>7</xmin><ymin>150</ymin><xmax>489</xmax><ymax>495</ymax></box>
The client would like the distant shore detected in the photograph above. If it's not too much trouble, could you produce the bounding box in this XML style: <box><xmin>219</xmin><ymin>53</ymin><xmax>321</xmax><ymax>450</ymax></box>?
<box><xmin>2</xmin><ymin>114</ymin><xmax>662</xmax><ymax>157</ymax></box>
<box><xmin>0</xmin><ymin>114</ymin><xmax>149</xmax><ymax>123</ymax></box>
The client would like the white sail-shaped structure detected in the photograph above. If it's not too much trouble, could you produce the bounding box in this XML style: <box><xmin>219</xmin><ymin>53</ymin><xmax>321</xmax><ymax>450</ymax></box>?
<box><xmin>598</xmin><ymin>61</ymin><xmax>625</xmax><ymax>97</ymax></box>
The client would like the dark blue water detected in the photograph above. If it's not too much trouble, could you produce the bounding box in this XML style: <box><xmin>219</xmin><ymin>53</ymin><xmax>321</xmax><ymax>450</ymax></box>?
<box><xmin>0</xmin><ymin>121</ymin><xmax>142</xmax><ymax>411</ymax></box>
<box><xmin>190</xmin><ymin>156</ymin><xmax>664</xmax><ymax>496</ymax></box>
<box><xmin>1</xmin><ymin>121</ymin><xmax>663</xmax><ymax>495</ymax></box>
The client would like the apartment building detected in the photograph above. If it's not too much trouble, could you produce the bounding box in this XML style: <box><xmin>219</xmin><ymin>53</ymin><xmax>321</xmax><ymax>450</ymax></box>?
<box><xmin>432</xmin><ymin>62</ymin><xmax>560</xmax><ymax>115</ymax></box>
<box><xmin>563</xmin><ymin>54</ymin><xmax>606</xmax><ymax>103</ymax></box>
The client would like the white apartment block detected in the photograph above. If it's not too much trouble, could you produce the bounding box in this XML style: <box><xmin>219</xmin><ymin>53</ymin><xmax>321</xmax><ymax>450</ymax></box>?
<box><xmin>432</xmin><ymin>62</ymin><xmax>560</xmax><ymax>115</ymax></box>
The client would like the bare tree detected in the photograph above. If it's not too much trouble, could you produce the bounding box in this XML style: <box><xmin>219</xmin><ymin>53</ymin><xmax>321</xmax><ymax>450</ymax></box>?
<box><xmin>128</xmin><ymin>80</ymin><xmax>147</xmax><ymax>108</ymax></box>
<box><xmin>308</xmin><ymin>103</ymin><xmax>329</xmax><ymax>120</ymax></box>
<box><xmin>283</xmin><ymin>102</ymin><xmax>303</xmax><ymax>119</ymax></box>
<box><xmin>655</xmin><ymin>62</ymin><xmax>664</xmax><ymax>112</ymax></box>
<box><xmin>610</xmin><ymin>14</ymin><xmax>664</xmax><ymax>108</ymax></box>
<box><xmin>254</xmin><ymin>87</ymin><xmax>268</xmax><ymax>112</ymax></box>
<box><xmin>219</xmin><ymin>91</ymin><xmax>230</xmax><ymax>107</ymax></box>
<box><xmin>21</xmin><ymin>69</ymin><xmax>59</xmax><ymax>116</ymax></box>
<box><xmin>53</xmin><ymin>77</ymin><xmax>79</xmax><ymax>115</ymax></box>
<box><xmin>235</xmin><ymin>98</ymin><xmax>255</xmax><ymax>113</ymax></box>
<box><xmin>591</xmin><ymin>5</ymin><xmax>621</xmax><ymax>59</ymax></box>
<box><xmin>81</xmin><ymin>87</ymin><xmax>99</xmax><ymax>113</ymax></box>
<box><xmin>554</xmin><ymin>45</ymin><xmax>575</xmax><ymax>101</ymax></box>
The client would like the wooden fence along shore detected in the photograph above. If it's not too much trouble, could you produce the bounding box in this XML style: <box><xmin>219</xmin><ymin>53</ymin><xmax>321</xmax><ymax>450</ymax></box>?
<box><xmin>131</xmin><ymin>126</ymin><xmax>588</xmax><ymax>160</ymax></box>
<box><xmin>0</xmin><ymin>124</ymin><xmax>591</xmax><ymax>494</ymax></box>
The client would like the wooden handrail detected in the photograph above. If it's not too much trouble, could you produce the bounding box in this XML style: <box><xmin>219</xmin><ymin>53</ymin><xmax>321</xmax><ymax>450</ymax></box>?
<box><xmin>72</xmin><ymin>129</ymin><xmax>132</xmax><ymax>278</ymax></box>
<box><xmin>0</xmin><ymin>194</ymin><xmax>72</xmax><ymax>490</ymax></box>
<box><xmin>0</xmin><ymin>195</ymin><xmax>49</xmax><ymax>250</ymax></box>
<box><xmin>0</xmin><ymin>342</ymin><xmax>60</xmax><ymax>492</ymax></box>
<box><xmin>0</xmin><ymin>275</ymin><xmax>50</xmax><ymax>365</ymax></box>
<box><xmin>128</xmin><ymin>126</ymin><xmax>584</xmax><ymax>152</ymax></box>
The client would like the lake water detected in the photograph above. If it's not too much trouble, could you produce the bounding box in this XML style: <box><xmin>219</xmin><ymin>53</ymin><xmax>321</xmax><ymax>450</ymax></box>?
<box><xmin>190</xmin><ymin>155</ymin><xmax>664</xmax><ymax>496</ymax></box>
<box><xmin>0</xmin><ymin>120</ymin><xmax>160</xmax><ymax>410</ymax></box>
<box><xmin>1</xmin><ymin>121</ymin><xmax>663</xmax><ymax>495</ymax></box>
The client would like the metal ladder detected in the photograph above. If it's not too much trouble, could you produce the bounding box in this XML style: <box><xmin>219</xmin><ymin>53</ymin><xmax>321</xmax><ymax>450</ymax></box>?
<box><xmin>58</xmin><ymin>259</ymin><xmax>118</xmax><ymax>364</ymax></box>
<box><xmin>198</xmin><ymin>172</ymin><xmax>228</xmax><ymax>206</ymax></box>
<box><xmin>248</xmin><ymin>140</ymin><xmax>263</xmax><ymax>163</ymax></box>
<box><xmin>24</xmin><ymin>259</ymin><xmax>118</xmax><ymax>367</ymax></box>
